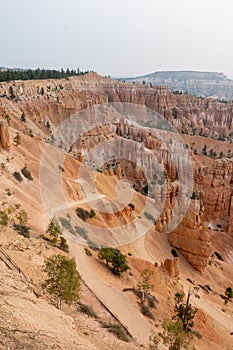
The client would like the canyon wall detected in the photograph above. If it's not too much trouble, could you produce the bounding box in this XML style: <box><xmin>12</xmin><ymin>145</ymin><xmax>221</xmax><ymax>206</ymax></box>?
<box><xmin>0</xmin><ymin>73</ymin><xmax>232</xmax><ymax>271</ymax></box>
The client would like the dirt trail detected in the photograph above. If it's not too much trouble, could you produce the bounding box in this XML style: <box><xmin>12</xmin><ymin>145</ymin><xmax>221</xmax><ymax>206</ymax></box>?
<box><xmin>68</xmin><ymin>240</ymin><xmax>153</xmax><ymax>346</ymax></box>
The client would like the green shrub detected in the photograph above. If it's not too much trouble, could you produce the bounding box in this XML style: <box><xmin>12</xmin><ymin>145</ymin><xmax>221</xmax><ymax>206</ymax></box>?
<box><xmin>76</xmin><ymin>207</ymin><xmax>90</xmax><ymax>221</ymax></box>
<box><xmin>0</xmin><ymin>211</ymin><xmax>9</xmax><ymax>227</ymax></box>
<box><xmin>59</xmin><ymin>236</ymin><xmax>69</xmax><ymax>252</ymax></box>
<box><xmin>13</xmin><ymin>224</ymin><xmax>30</xmax><ymax>238</ymax></box>
<box><xmin>84</xmin><ymin>248</ymin><xmax>92</xmax><ymax>256</ymax></box>
<box><xmin>89</xmin><ymin>209</ymin><xmax>96</xmax><ymax>218</ymax></box>
<box><xmin>21</xmin><ymin>166</ymin><xmax>33</xmax><ymax>180</ymax></box>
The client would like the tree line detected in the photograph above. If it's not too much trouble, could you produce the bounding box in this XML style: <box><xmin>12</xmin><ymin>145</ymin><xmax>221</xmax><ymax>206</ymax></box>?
<box><xmin>0</xmin><ymin>67</ymin><xmax>92</xmax><ymax>82</ymax></box>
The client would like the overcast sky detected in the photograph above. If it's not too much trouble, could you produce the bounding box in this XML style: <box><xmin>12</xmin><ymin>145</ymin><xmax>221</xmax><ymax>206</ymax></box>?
<box><xmin>1</xmin><ymin>0</ymin><xmax>233</xmax><ymax>78</ymax></box>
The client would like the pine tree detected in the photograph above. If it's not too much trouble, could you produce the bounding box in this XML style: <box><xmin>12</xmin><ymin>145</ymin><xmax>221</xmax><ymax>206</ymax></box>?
<box><xmin>43</xmin><ymin>254</ymin><xmax>80</xmax><ymax>309</ymax></box>
<box><xmin>46</xmin><ymin>217</ymin><xmax>62</xmax><ymax>243</ymax></box>
<box><xmin>9</xmin><ymin>86</ymin><xmax>15</xmax><ymax>99</ymax></box>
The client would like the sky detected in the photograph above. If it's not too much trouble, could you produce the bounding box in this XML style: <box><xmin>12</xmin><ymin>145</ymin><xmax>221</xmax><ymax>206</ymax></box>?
<box><xmin>1</xmin><ymin>0</ymin><xmax>233</xmax><ymax>78</ymax></box>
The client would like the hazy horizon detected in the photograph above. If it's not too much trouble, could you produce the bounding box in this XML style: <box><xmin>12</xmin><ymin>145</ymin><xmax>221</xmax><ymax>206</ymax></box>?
<box><xmin>2</xmin><ymin>0</ymin><xmax>233</xmax><ymax>79</ymax></box>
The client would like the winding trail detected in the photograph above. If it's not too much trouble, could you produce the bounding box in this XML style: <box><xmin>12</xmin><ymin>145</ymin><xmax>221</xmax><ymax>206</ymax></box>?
<box><xmin>54</xmin><ymin>192</ymin><xmax>167</xmax><ymax>348</ymax></box>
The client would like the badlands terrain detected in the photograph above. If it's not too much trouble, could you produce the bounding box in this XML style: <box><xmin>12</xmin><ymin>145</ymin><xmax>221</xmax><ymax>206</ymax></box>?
<box><xmin>0</xmin><ymin>73</ymin><xmax>233</xmax><ymax>349</ymax></box>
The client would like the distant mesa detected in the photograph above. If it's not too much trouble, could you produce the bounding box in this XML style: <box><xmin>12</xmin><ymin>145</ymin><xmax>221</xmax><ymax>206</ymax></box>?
<box><xmin>120</xmin><ymin>70</ymin><xmax>233</xmax><ymax>100</ymax></box>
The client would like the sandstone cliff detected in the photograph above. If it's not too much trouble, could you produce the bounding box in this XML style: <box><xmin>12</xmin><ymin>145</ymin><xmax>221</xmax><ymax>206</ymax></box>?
<box><xmin>169</xmin><ymin>200</ymin><xmax>213</xmax><ymax>272</ymax></box>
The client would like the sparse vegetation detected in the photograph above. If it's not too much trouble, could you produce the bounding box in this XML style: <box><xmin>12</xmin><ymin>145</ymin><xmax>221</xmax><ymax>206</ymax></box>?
<box><xmin>101</xmin><ymin>322</ymin><xmax>129</xmax><ymax>342</ymax></box>
<box><xmin>160</xmin><ymin>318</ymin><xmax>193</xmax><ymax>350</ymax></box>
<box><xmin>76</xmin><ymin>207</ymin><xmax>96</xmax><ymax>221</ymax></box>
<box><xmin>158</xmin><ymin>291</ymin><xmax>198</xmax><ymax>349</ymax></box>
<box><xmin>16</xmin><ymin>209</ymin><xmax>28</xmax><ymax>225</ymax></box>
<box><xmin>13</xmin><ymin>224</ymin><xmax>30</xmax><ymax>238</ymax></box>
<box><xmin>137</xmin><ymin>269</ymin><xmax>154</xmax><ymax>305</ymax></box>
<box><xmin>78</xmin><ymin>303</ymin><xmax>97</xmax><ymax>318</ymax></box>
<box><xmin>13</xmin><ymin>134</ymin><xmax>21</xmax><ymax>146</ymax></box>
<box><xmin>0</xmin><ymin>210</ymin><xmax>9</xmax><ymax>228</ymax></box>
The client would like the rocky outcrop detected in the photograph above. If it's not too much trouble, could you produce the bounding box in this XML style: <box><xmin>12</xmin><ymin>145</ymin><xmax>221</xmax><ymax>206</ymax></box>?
<box><xmin>169</xmin><ymin>201</ymin><xmax>213</xmax><ymax>272</ymax></box>
<box><xmin>162</xmin><ymin>258</ymin><xmax>179</xmax><ymax>278</ymax></box>
<box><xmin>0</xmin><ymin>120</ymin><xmax>11</xmax><ymax>149</ymax></box>
<box><xmin>195</xmin><ymin>160</ymin><xmax>233</xmax><ymax>221</ymax></box>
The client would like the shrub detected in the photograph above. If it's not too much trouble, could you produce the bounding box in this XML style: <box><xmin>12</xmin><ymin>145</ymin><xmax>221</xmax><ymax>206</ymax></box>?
<box><xmin>13</xmin><ymin>171</ymin><xmax>23</xmax><ymax>182</ymax></box>
<box><xmin>21</xmin><ymin>166</ymin><xmax>33</xmax><ymax>180</ymax></box>
<box><xmin>0</xmin><ymin>211</ymin><xmax>9</xmax><ymax>227</ymax></box>
<box><xmin>101</xmin><ymin>322</ymin><xmax>129</xmax><ymax>342</ymax></box>
<box><xmin>59</xmin><ymin>236</ymin><xmax>69</xmax><ymax>252</ymax></box>
<box><xmin>89</xmin><ymin>209</ymin><xmax>96</xmax><ymax>218</ymax></box>
<box><xmin>76</xmin><ymin>207</ymin><xmax>90</xmax><ymax>221</ymax></box>
<box><xmin>28</xmin><ymin>129</ymin><xmax>34</xmax><ymax>137</ymax></box>
<box><xmin>84</xmin><ymin>248</ymin><xmax>92</xmax><ymax>256</ymax></box>
<box><xmin>13</xmin><ymin>224</ymin><xmax>30</xmax><ymax>238</ymax></box>
<box><xmin>46</xmin><ymin>217</ymin><xmax>62</xmax><ymax>243</ymax></box>
<box><xmin>78</xmin><ymin>303</ymin><xmax>97</xmax><ymax>318</ymax></box>
<box><xmin>13</xmin><ymin>134</ymin><xmax>21</xmax><ymax>146</ymax></box>
<box><xmin>16</xmin><ymin>209</ymin><xmax>28</xmax><ymax>225</ymax></box>
<box><xmin>128</xmin><ymin>203</ymin><xmax>135</xmax><ymax>210</ymax></box>
<box><xmin>140</xmin><ymin>304</ymin><xmax>155</xmax><ymax>319</ymax></box>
